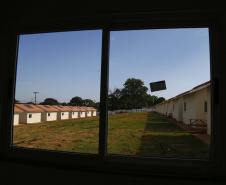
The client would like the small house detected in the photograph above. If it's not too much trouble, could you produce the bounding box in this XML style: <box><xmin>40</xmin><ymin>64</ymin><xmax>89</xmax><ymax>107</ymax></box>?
<box><xmin>81</xmin><ymin>106</ymin><xmax>92</xmax><ymax>117</ymax></box>
<box><xmin>90</xmin><ymin>107</ymin><xmax>97</xmax><ymax>116</ymax></box>
<box><xmin>182</xmin><ymin>81</ymin><xmax>210</xmax><ymax>126</ymax></box>
<box><xmin>52</xmin><ymin>105</ymin><xmax>71</xmax><ymax>120</ymax></box>
<box><xmin>172</xmin><ymin>96</ymin><xmax>184</xmax><ymax>122</ymax></box>
<box><xmin>37</xmin><ymin>105</ymin><xmax>59</xmax><ymax>122</ymax></box>
<box><xmin>13</xmin><ymin>106</ymin><xmax>23</xmax><ymax>125</ymax></box>
<box><xmin>67</xmin><ymin>106</ymin><xmax>80</xmax><ymax>119</ymax></box>
<box><xmin>76</xmin><ymin>106</ymin><xmax>87</xmax><ymax>118</ymax></box>
<box><xmin>15</xmin><ymin>104</ymin><xmax>43</xmax><ymax>124</ymax></box>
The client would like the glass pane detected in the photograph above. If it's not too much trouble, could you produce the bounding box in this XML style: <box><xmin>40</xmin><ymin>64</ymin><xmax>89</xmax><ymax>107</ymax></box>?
<box><xmin>107</xmin><ymin>28</ymin><xmax>211</xmax><ymax>159</ymax></box>
<box><xmin>13</xmin><ymin>30</ymin><xmax>101</xmax><ymax>154</ymax></box>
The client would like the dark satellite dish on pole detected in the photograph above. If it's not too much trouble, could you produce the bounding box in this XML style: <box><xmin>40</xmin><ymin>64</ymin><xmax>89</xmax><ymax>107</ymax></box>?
<box><xmin>150</xmin><ymin>80</ymin><xmax>166</xmax><ymax>92</ymax></box>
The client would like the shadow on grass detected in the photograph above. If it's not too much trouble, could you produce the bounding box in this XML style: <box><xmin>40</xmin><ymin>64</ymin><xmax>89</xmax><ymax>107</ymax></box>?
<box><xmin>136</xmin><ymin>112</ymin><xmax>210</xmax><ymax>159</ymax></box>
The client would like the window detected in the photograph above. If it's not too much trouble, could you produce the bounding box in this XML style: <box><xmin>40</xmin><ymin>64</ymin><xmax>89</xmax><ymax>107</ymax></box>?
<box><xmin>62</xmin><ymin>113</ymin><xmax>64</xmax><ymax>116</ymax></box>
<box><xmin>204</xmin><ymin>101</ymin><xmax>208</xmax><ymax>113</ymax></box>
<box><xmin>29</xmin><ymin>114</ymin><xmax>32</xmax><ymax>118</ymax></box>
<box><xmin>184</xmin><ymin>102</ymin><xmax>186</xmax><ymax>112</ymax></box>
<box><xmin>48</xmin><ymin>113</ymin><xmax>50</xmax><ymax>117</ymax></box>
<box><xmin>2</xmin><ymin>12</ymin><xmax>224</xmax><ymax>178</ymax></box>
<box><xmin>73</xmin><ymin>112</ymin><xmax>74</xmax><ymax>115</ymax></box>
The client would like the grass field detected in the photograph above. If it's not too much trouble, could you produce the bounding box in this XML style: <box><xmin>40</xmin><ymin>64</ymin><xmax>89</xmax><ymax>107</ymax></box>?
<box><xmin>13</xmin><ymin>112</ymin><xmax>210</xmax><ymax>159</ymax></box>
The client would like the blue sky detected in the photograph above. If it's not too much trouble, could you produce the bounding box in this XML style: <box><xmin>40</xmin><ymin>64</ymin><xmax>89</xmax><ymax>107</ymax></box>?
<box><xmin>15</xmin><ymin>28</ymin><xmax>210</xmax><ymax>103</ymax></box>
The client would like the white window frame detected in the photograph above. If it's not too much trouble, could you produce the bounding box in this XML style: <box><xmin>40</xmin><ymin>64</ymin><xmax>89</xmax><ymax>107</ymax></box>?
<box><xmin>28</xmin><ymin>114</ymin><xmax>32</xmax><ymax>118</ymax></box>
<box><xmin>1</xmin><ymin>12</ymin><xmax>224</xmax><ymax>179</ymax></box>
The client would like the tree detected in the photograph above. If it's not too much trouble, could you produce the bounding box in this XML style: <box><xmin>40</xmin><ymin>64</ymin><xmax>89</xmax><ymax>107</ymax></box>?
<box><xmin>155</xmin><ymin>97</ymin><xmax>165</xmax><ymax>105</ymax></box>
<box><xmin>93</xmin><ymin>102</ymin><xmax>100</xmax><ymax>111</ymax></box>
<box><xmin>61</xmin><ymin>102</ymin><xmax>68</xmax><ymax>106</ymax></box>
<box><xmin>121</xmin><ymin>78</ymin><xmax>148</xmax><ymax>109</ymax></box>
<box><xmin>25</xmin><ymin>101</ymin><xmax>34</xmax><ymax>104</ymax></box>
<box><xmin>69</xmin><ymin>96</ymin><xmax>82</xmax><ymax>106</ymax></box>
<box><xmin>15</xmin><ymin>99</ymin><xmax>20</xmax><ymax>104</ymax></box>
<box><xmin>82</xmin><ymin>99</ymin><xmax>95</xmax><ymax>107</ymax></box>
<box><xmin>108</xmin><ymin>88</ymin><xmax>123</xmax><ymax>110</ymax></box>
<box><xmin>39</xmin><ymin>98</ymin><xmax>59</xmax><ymax>105</ymax></box>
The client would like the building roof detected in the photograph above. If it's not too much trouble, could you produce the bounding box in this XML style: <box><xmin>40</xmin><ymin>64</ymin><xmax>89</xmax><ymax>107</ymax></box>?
<box><xmin>37</xmin><ymin>105</ymin><xmax>59</xmax><ymax>112</ymax></box>
<box><xmin>14</xmin><ymin>106</ymin><xmax>23</xmax><ymax>113</ymax></box>
<box><xmin>154</xmin><ymin>81</ymin><xmax>211</xmax><ymax>108</ymax></box>
<box><xmin>75</xmin><ymin>106</ymin><xmax>87</xmax><ymax>111</ymax></box>
<box><xmin>67</xmin><ymin>106</ymin><xmax>81</xmax><ymax>111</ymax></box>
<box><xmin>52</xmin><ymin>105</ymin><xmax>72</xmax><ymax>111</ymax></box>
<box><xmin>87</xmin><ymin>107</ymin><xmax>97</xmax><ymax>111</ymax></box>
<box><xmin>15</xmin><ymin>104</ymin><xmax>44</xmax><ymax>112</ymax></box>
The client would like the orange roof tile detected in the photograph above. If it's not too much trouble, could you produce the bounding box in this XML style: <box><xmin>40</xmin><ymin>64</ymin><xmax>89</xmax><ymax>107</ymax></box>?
<box><xmin>52</xmin><ymin>105</ymin><xmax>72</xmax><ymax>111</ymax></box>
<box><xmin>75</xmin><ymin>106</ymin><xmax>87</xmax><ymax>111</ymax></box>
<box><xmin>37</xmin><ymin>105</ymin><xmax>59</xmax><ymax>112</ymax></box>
<box><xmin>67</xmin><ymin>106</ymin><xmax>80</xmax><ymax>111</ymax></box>
<box><xmin>15</xmin><ymin>104</ymin><xmax>44</xmax><ymax>112</ymax></box>
<box><xmin>14</xmin><ymin>106</ymin><xmax>23</xmax><ymax>113</ymax></box>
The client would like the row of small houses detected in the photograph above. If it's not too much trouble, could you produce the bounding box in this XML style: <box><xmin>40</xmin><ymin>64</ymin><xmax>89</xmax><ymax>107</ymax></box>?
<box><xmin>14</xmin><ymin>104</ymin><xmax>97</xmax><ymax>125</ymax></box>
<box><xmin>154</xmin><ymin>81</ymin><xmax>211</xmax><ymax>135</ymax></box>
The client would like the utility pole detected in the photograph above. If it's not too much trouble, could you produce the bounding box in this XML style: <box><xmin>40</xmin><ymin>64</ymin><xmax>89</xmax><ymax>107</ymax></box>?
<box><xmin>33</xmin><ymin>92</ymin><xmax>39</xmax><ymax>105</ymax></box>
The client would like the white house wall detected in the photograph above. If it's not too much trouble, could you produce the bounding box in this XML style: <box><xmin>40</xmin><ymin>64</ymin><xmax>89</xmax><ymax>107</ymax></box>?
<box><xmin>61</xmin><ymin>112</ymin><xmax>69</xmax><ymax>120</ymax></box>
<box><xmin>46</xmin><ymin>112</ymin><xmax>57</xmax><ymax>121</ymax></box>
<box><xmin>183</xmin><ymin>93</ymin><xmax>196</xmax><ymax>125</ymax></box>
<box><xmin>71</xmin><ymin>112</ymin><xmax>79</xmax><ymax>119</ymax></box>
<box><xmin>173</xmin><ymin>97</ymin><xmax>183</xmax><ymax>122</ymax></box>
<box><xmin>14</xmin><ymin>114</ymin><xmax>19</xmax><ymax>125</ymax></box>
<box><xmin>92</xmin><ymin>111</ymin><xmax>96</xmax><ymax>116</ymax></box>
<box><xmin>86</xmin><ymin>111</ymin><xmax>92</xmax><ymax>117</ymax></box>
<box><xmin>80</xmin><ymin>112</ymin><xmax>86</xmax><ymax>118</ymax></box>
<box><xmin>27</xmin><ymin>113</ymin><xmax>42</xmax><ymax>124</ymax></box>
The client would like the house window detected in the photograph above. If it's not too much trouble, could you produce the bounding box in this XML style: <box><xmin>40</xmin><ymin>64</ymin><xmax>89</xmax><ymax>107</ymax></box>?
<box><xmin>204</xmin><ymin>101</ymin><xmax>208</xmax><ymax>113</ymax></box>
<box><xmin>184</xmin><ymin>102</ymin><xmax>186</xmax><ymax>112</ymax></box>
<box><xmin>62</xmin><ymin>113</ymin><xmax>64</xmax><ymax>116</ymax></box>
<box><xmin>48</xmin><ymin>113</ymin><xmax>50</xmax><ymax>117</ymax></box>
<box><xmin>5</xmin><ymin>13</ymin><xmax>222</xmax><ymax>178</ymax></box>
<box><xmin>28</xmin><ymin>114</ymin><xmax>32</xmax><ymax>118</ymax></box>
<box><xmin>73</xmin><ymin>112</ymin><xmax>74</xmax><ymax>115</ymax></box>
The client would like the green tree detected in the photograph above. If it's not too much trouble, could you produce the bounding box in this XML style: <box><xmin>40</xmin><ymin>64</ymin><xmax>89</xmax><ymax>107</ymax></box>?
<box><xmin>61</xmin><ymin>102</ymin><xmax>68</xmax><ymax>106</ymax></box>
<box><xmin>69</xmin><ymin>96</ymin><xmax>82</xmax><ymax>106</ymax></box>
<box><xmin>155</xmin><ymin>97</ymin><xmax>165</xmax><ymax>105</ymax></box>
<box><xmin>14</xmin><ymin>99</ymin><xmax>20</xmax><ymax>104</ymax></box>
<box><xmin>39</xmin><ymin>98</ymin><xmax>59</xmax><ymax>105</ymax></box>
<box><xmin>25</xmin><ymin>102</ymin><xmax>34</xmax><ymax>105</ymax></box>
<box><xmin>93</xmin><ymin>102</ymin><xmax>100</xmax><ymax>111</ymax></box>
<box><xmin>108</xmin><ymin>88</ymin><xmax>122</xmax><ymax>110</ymax></box>
<box><xmin>121</xmin><ymin>78</ymin><xmax>148</xmax><ymax>109</ymax></box>
<box><xmin>82</xmin><ymin>99</ymin><xmax>95</xmax><ymax>107</ymax></box>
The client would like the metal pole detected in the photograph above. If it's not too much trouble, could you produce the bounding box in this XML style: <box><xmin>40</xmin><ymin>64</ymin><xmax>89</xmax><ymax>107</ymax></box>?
<box><xmin>33</xmin><ymin>92</ymin><xmax>39</xmax><ymax>104</ymax></box>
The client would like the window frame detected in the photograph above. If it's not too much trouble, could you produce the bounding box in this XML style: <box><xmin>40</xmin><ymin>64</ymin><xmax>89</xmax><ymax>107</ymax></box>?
<box><xmin>184</xmin><ymin>102</ymin><xmax>186</xmax><ymax>112</ymax></box>
<box><xmin>204</xmin><ymin>101</ymin><xmax>208</xmax><ymax>113</ymax></box>
<box><xmin>1</xmin><ymin>12</ymin><xmax>225</xmax><ymax>178</ymax></box>
<box><xmin>28</xmin><ymin>114</ymin><xmax>32</xmax><ymax>118</ymax></box>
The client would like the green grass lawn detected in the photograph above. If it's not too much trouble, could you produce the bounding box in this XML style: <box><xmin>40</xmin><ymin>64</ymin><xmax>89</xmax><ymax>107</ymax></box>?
<box><xmin>13</xmin><ymin>112</ymin><xmax>210</xmax><ymax>159</ymax></box>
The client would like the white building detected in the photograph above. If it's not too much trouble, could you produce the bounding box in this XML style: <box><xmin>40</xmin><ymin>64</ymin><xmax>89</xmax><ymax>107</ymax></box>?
<box><xmin>67</xmin><ymin>106</ymin><xmax>80</xmax><ymax>119</ymax></box>
<box><xmin>37</xmin><ymin>105</ymin><xmax>59</xmax><ymax>122</ymax></box>
<box><xmin>15</xmin><ymin>104</ymin><xmax>43</xmax><ymax>124</ymax></box>
<box><xmin>13</xmin><ymin>106</ymin><xmax>23</xmax><ymax>125</ymax></box>
<box><xmin>76</xmin><ymin>106</ymin><xmax>87</xmax><ymax>118</ymax></box>
<box><xmin>52</xmin><ymin>105</ymin><xmax>71</xmax><ymax>120</ymax></box>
